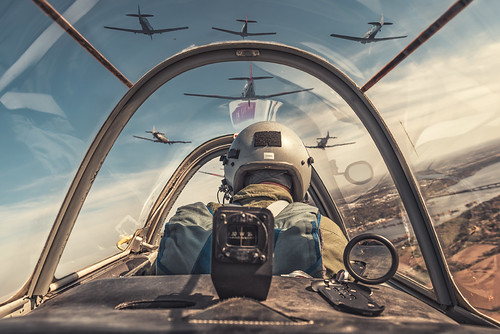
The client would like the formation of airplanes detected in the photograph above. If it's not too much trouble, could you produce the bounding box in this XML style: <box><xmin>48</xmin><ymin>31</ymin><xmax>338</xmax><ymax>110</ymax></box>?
<box><xmin>184</xmin><ymin>63</ymin><xmax>313</xmax><ymax>104</ymax></box>
<box><xmin>104</xmin><ymin>5</ymin><xmax>188</xmax><ymax>39</ymax></box>
<box><xmin>104</xmin><ymin>10</ymin><xmax>405</xmax><ymax>44</ymax></box>
<box><xmin>330</xmin><ymin>15</ymin><xmax>407</xmax><ymax>43</ymax></box>
<box><xmin>306</xmin><ymin>131</ymin><xmax>356</xmax><ymax>149</ymax></box>
<box><xmin>133</xmin><ymin>126</ymin><xmax>191</xmax><ymax>144</ymax></box>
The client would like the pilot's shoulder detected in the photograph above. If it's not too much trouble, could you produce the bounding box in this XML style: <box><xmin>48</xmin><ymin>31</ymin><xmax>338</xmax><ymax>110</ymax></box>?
<box><xmin>285</xmin><ymin>203</ymin><xmax>346</xmax><ymax>240</ymax></box>
<box><xmin>319</xmin><ymin>215</ymin><xmax>348</xmax><ymax>243</ymax></box>
<box><xmin>169</xmin><ymin>202</ymin><xmax>213</xmax><ymax>226</ymax></box>
<box><xmin>175</xmin><ymin>201</ymin><xmax>209</xmax><ymax>212</ymax></box>
<box><xmin>206</xmin><ymin>202</ymin><xmax>222</xmax><ymax>214</ymax></box>
<box><xmin>283</xmin><ymin>201</ymin><xmax>318</xmax><ymax>214</ymax></box>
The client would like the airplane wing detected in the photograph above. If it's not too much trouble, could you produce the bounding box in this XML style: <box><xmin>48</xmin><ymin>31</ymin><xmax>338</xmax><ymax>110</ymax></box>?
<box><xmin>330</xmin><ymin>33</ymin><xmax>368</xmax><ymax>42</ymax></box>
<box><xmin>164</xmin><ymin>140</ymin><xmax>192</xmax><ymax>144</ymax></box>
<box><xmin>211</xmin><ymin>27</ymin><xmax>244</xmax><ymax>36</ymax></box>
<box><xmin>185</xmin><ymin>88</ymin><xmax>313</xmax><ymax>100</ymax></box>
<box><xmin>306</xmin><ymin>141</ymin><xmax>355</xmax><ymax>149</ymax></box>
<box><xmin>255</xmin><ymin>87</ymin><xmax>313</xmax><ymax>99</ymax></box>
<box><xmin>324</xmin><ymin>141</ymin><xmax>356</xmax><ymax>148</ymax></box>
<box><xmin>133</xmin><ymin>135</ymin><xmax>159</xmax><ymax>142</ymax></box>
<box><xmin>371</xmin><ymin>35</ymin><xmax>407</xmax><ymax>41</ymax></box>
<box><xmin>244</xmin><ymin>32</ymin><xmax>277</xmax><ymax>36</ymax></box>
<box><xmin>331</xmin><ymin>33</ymin><xmax>407</xmax><ymax>43</ymax></box>
<box><xmin>184</xmin><ymin>93</ymin><xmax>242</xmax><ymax>100</ymax></box>
<box><xmin>104</xmin><ymin>26</ymin><xmax>146</xmax><ymax>34</ymax></box>
<box><xmin>150</xmin><ymin>26</ymin><xmax>189</xmax><ymax>34</ymax></box>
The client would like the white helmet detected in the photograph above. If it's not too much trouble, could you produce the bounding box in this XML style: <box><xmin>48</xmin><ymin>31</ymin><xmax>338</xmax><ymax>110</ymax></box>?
<box><xmin>222</xmin><ymin>121</ymin><xmax>313</xmax><ymax>201</ymax></box>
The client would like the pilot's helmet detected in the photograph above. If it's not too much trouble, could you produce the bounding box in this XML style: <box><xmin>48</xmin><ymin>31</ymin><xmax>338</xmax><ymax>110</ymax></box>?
<box><xmin>223</xmin><ymin>121</ymin><xmax>313</xmax><ymax>201</ymax></box>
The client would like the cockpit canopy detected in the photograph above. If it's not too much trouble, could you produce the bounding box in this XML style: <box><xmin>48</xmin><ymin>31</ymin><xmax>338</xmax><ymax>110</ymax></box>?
<box><xmin>0</xmin><ymin>0</ymin><xmax>499</xmax><ymax>325</ymax></box>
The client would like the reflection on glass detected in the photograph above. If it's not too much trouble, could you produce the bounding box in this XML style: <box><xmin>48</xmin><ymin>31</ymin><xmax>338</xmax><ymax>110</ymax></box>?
<box><xmin>304</xmin><ymin>84</ymin><xmax>432</xmax><ymax>288</ymax></box>
<box><xmin>368</xmin><ymin>1</ymin><xmax>500</xmax><ymax>322</ymax></box>
<box><xmin>0</xmin><ymin>2</ymin><xmax>126</xmax><ymax>301</ymax></box>
<box><xmin>344</xmin><ymin>161</ymin><xmax>374</xmax><ymax>185</ymax></box>
<box><xmin>339</xmin><ymin>173</ymin><xmax>430</xmax><ymax>287</ymax></box>
<box><xmin>349</xmin><ymin>239</ymin><xmax>393</xmax><ymax>280</ymax></box>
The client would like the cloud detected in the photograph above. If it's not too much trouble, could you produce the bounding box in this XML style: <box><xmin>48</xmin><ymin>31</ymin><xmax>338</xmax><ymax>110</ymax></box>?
<box><xmin>367</xmin><ymin>41</ymin><xmax>500</xmax><ymax>159</ymax></box>
<box><xmin>0</xmin><ymin>192</ymin><xmax>63</xmax><ymax>239</ymax></box>
<box><xmin>415</xmin><ymin>112</ymin><xmax>495</xmax><ymax>147</ymax></box>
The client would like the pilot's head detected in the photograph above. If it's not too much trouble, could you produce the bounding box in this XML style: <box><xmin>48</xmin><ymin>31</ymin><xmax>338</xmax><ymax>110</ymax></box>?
<box><xmin>223</xmin><ymin>121</ymin><xmax>313</xmax><ymax>201</ymax></box>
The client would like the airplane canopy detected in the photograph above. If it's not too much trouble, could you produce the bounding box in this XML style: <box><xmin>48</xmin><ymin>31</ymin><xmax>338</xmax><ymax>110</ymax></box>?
<box><xmin>0</xmin><ymin>0</ymin><xmax>499</xmax><ymax>326</ymax></box>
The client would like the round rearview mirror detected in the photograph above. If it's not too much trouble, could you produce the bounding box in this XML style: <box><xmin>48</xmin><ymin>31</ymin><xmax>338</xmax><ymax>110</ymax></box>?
<box><xmin>343</xmin><ymin>233</ymin><xmax>398</xmax><ymax>285</ymax></box>
<box><xmin>344</xmin><ymin>161</ymin><xmax>373</xmax><ymax>185</ymax></box>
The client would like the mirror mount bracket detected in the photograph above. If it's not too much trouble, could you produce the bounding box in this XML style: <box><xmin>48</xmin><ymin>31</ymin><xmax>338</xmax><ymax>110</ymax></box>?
<box><xmin>311</xmin><ymin>277</ymin><xmax>385</xmax><ymax>316</ymax></box>
<box><xmin>310</xmin><ymin>233</ymin><xmax>399</xmax><ymax>316</ymax></box>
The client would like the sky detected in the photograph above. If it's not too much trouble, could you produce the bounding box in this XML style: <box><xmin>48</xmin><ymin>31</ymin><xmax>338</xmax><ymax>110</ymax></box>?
<box><xmin>0</xmin><ymin>0</ymin><xmax>499</xmax><ymax>303</ymax></box>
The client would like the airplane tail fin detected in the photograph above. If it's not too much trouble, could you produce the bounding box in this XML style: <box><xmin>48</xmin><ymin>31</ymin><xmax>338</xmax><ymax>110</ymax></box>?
<box><xmin>369</xmin><ymin>14</ymin><xmax>392</xmax><ymax>26</ymax></box>
<box><xmin>127</xmin><ymin>5</ymin><xmax>153</xmax><ymax>17</ymax></box>
<box><xmin>145</xmin><ymin>125</ymin><xmax>155</xmax><ymax>134</ymax></box>
<box><xmin>326</xmin><ymin>131</ymin><xmax>336</xmax><ymax>139</ymax></box>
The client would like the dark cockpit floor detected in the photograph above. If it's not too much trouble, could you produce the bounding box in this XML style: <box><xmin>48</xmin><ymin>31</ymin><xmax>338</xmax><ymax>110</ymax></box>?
<box><xmin>0</xmin><ymin>275</ymin><xmax>497</xmax><ymax>333</ymax></box>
